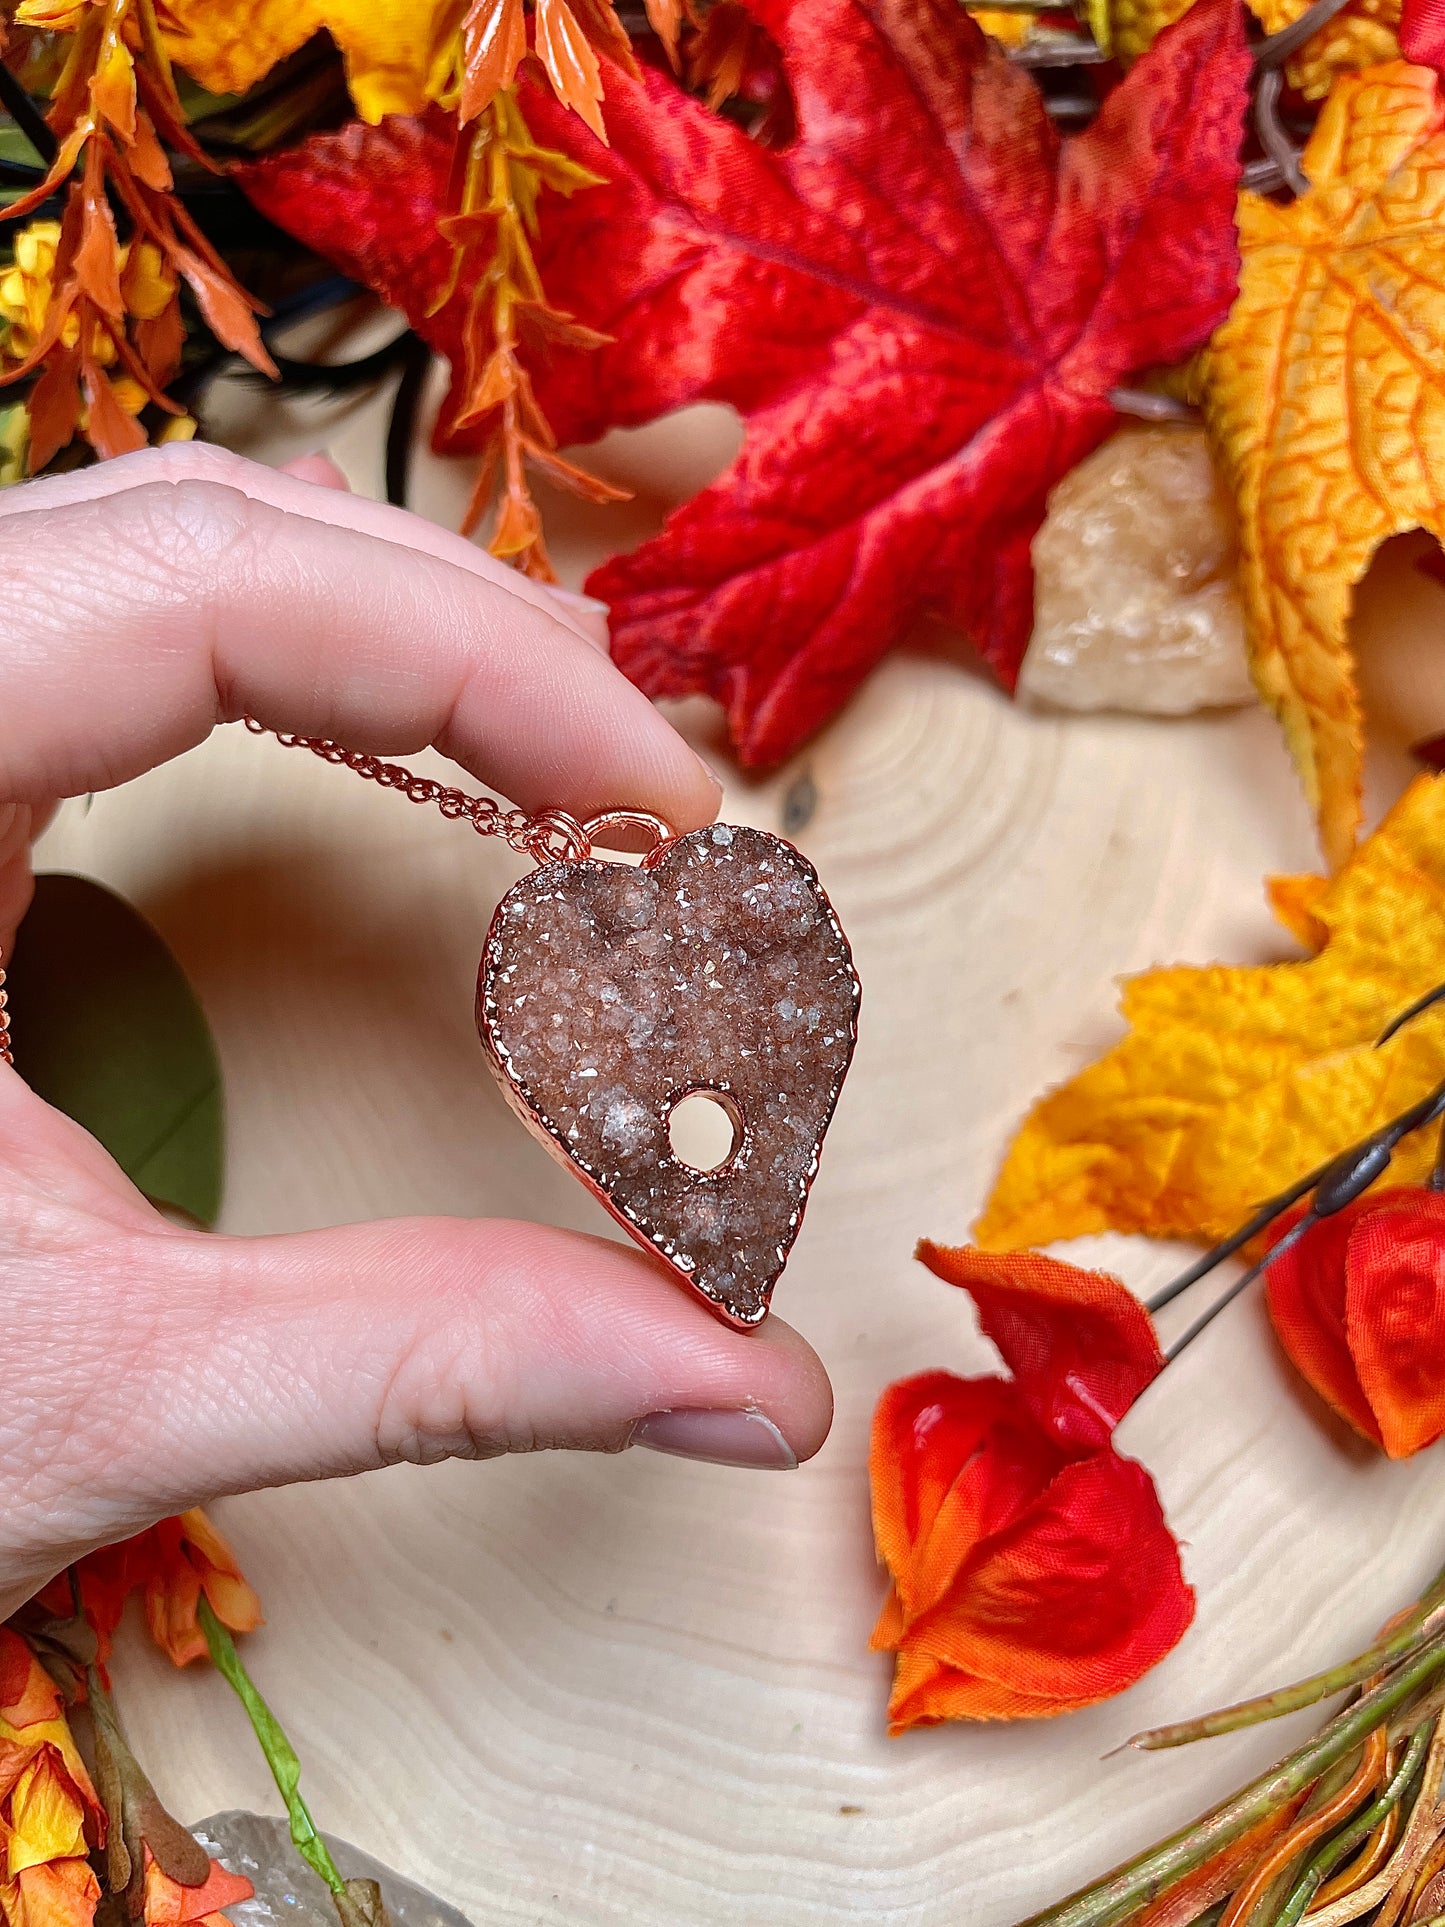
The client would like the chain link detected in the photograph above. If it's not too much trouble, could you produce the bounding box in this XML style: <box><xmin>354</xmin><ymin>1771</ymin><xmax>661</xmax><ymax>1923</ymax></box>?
<box><xmin>244</xmin><ymin>718</ymin><xmax>592</xmax><ymax>862</ymax></box>
<box><xmin>0</xmin><ymin>961</ymin><xmax>11</xmax><ymax>1069</ymax></box>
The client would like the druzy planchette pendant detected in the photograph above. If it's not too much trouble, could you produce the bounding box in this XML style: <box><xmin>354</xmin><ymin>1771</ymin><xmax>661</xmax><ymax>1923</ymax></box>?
<box><xmin>476</xmin><ymin>820</ymin><xmax>861</xmax><ymax>1328</ymax></box>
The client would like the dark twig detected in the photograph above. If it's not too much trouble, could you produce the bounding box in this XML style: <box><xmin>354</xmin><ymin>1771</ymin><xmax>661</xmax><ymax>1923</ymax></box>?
<box><xmin>1253</xmin><ymin>67</ymin><xmax>1310</xmax><ymax>197</ymax></box>
<box><xmin>1146</xmin><ymin>1164</ymin><xmax>1329</xmax><ymax>1311</ymax></box>
<box><xmin>385</xmin><ymin>333</ymin><xmax>433</xmax><ymax>509</ymax></box>
<box><xmin>1163</xmin><ymin>1217</ymin><xmax>1312</xmax><ymax>1361</ymax></box>
<box><xmin>1378</xmin><ymin>980</ymin><xmax>1445</xmax><ymax>1046</ymax></box>
<box><xmin>0</xmin><ymin>61</ymin><xmax>57</xmax><ymax>166</ymax></box>
<box><xmin>1152</xmin><ymin>1071</ymin><xmax>1445</xmax><ymax>1356</ymax></box>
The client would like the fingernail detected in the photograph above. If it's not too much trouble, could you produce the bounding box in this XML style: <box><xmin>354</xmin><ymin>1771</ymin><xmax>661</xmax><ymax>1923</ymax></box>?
<box><xmin>544</xmin><ymin>584</ymin><xmax>610</xmax><ymax>648</ymax></box>
<box><xmin>694</xmin><ymin>750</ymin><xmax>726</xmax><ymax>800</ymax></box>
<box><xmin>630</xmin><ymin>1407</ymin><xmax>798</xmax><ymax>1470</ymax></box>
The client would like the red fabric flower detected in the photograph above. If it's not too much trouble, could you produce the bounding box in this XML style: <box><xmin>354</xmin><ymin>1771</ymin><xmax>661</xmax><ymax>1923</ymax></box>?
<box><xmin>869</xmin><ymin>1245</ymin><xmax>1193</xmax><ymax>1731</ymax></box>
<box><xmin>1266</xmin><ymin>1187</ymin><xmax>1445</xmax><ymax>1458</ymax></box>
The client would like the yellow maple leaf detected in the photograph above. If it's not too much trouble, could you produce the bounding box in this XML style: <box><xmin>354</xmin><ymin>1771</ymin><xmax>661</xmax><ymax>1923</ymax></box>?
<box><xmin>975</xmin><ymin>775</ymin><xmax>1445</xmax><ymax>1254</ymax></box>
<box><xmin>1204</xmin><ymin>62</ymin><xmax>1445</xmax><ymax>872</ymax></box>
<box><xmin>1249</xmin><ymin>0</ymin><xmax>1399</xmax><ymax>97</ymax></box>
<box><xmin>1108</xmin><ymin>0</ymin><xmax>1192</xmax><ymax>64</ymax></box>
<box><xmin>1113</xmin><ymin>0</ymin><xmax>1396</xmax><ymax>79</ymax></box>
<box><xmin>160</xmin><ymin>0</ymin><xmax>459</xmax><ymax>122</ymax></box>
<box><xmin>969</xmin><ymin>6</ymin><xmax>1036</xmax><ymax>48</ymax></box>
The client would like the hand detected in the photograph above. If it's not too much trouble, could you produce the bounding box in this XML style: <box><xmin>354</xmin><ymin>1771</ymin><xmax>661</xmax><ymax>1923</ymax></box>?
<box><xmin>0</xmin><ymin>443</ymin><xmax>833</xmax><ymax>1619</ymax></box>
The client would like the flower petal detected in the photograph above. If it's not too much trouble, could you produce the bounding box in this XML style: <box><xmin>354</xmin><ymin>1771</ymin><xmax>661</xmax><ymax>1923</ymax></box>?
<box><xmin>916</xmin><ymin>1242</ymin><xmax>1162</xmax><ymax>1448</ymax></box>
<box><xmin>869</xmin><ymin>1372</ymin><xmax>1060</xmax><ymax>1623</ymax></box>
<box><xmin>900</xmin><ymin>1451</ymin><xmax>1194</xmax><ymax>1711</ymax></box>
<box><xmin>1346</xmin><ymin>1189</ymin><xmax>1445</xmax><ymax>1457</ymax></box>
<box><xmin>1266</xmin><ymin>1204</ymin><xmax>1382</xmax><ymax>1446</ymax></box>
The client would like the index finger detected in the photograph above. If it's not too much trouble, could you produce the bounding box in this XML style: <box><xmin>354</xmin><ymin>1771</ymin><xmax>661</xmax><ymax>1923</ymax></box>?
<box><xmin>0</xmin><ymin>444</ymin><xmax>721</xmax><ymax>831</ymax></box>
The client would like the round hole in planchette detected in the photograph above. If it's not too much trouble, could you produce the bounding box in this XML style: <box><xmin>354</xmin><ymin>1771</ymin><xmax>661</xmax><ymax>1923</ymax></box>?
<box><xmin>667</xmin><ymin>1089</ymin><xmax>743</xmax><ymax>1173</ymax></box>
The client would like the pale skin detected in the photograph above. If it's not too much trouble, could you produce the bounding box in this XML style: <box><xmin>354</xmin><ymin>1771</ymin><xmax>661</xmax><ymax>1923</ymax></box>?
<box><xmin>0</xmin><ymin>442</ymin><xmax>834</xmax><ymax>1621</ymax></box>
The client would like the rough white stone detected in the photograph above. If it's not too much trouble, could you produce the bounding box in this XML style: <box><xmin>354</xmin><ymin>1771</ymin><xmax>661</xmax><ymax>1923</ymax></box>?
<box><xmin>1019</xmin><ymin>423</ymin><xmax>1255</xmax><ymax>716</ymax></box>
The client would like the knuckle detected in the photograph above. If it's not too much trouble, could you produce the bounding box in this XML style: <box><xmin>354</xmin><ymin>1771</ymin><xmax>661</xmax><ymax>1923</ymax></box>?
<box><xmin>368</xmin><ymin>1230</ymin><xmax>527</xmax><ymax>1467</ymax></box>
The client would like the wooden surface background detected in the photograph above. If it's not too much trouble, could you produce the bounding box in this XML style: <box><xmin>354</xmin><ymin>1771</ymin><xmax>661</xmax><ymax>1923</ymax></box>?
<box><xmin>31</xmin><ymin>344</ymin><xmax>1445</xmax><ymax>1925</ymax></box>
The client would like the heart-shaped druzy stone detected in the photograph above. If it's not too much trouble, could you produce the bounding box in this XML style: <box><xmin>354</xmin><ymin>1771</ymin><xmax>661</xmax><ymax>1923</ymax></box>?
<box><xmin>476</xmin><ymin>824</ymin><xmax>860</xmax><ymax>1326</ymax></box>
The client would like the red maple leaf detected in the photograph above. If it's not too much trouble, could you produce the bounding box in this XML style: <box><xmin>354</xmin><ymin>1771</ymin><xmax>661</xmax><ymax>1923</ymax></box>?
<box><xmin>240</xmin><ymin>0</ymin><xmax>1249</xmax><ymax>765</ymax></box>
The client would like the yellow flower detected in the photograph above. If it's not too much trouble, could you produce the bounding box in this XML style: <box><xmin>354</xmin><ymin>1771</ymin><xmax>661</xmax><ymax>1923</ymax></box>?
<box><xmin>0</xmin><ymin>223</ymin><xmax>174</xmax><ymax>425</ymax></box>
<box><xmin>13</xmin><ymin>0</ymin><xmax>99</xmax><ymax>30</ymax></box>
<box><xmin>0</xmin><ymin>222</ymin><xmax>65</xmax><ymax>363</ymax></box>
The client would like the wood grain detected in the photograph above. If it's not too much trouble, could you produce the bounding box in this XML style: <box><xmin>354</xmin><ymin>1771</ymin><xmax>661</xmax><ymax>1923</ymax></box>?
<box><xmin>32</xmin><ymin>358</ymin><xmax>1445</xmax><ymax>1925</ymax></box>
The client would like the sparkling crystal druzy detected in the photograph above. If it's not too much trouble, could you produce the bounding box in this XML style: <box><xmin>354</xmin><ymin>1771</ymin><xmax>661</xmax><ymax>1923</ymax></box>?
<box><xmin>477</xmin><ymin>825</ymin><xmax>860</xmax><ymax>1325</ymax></box>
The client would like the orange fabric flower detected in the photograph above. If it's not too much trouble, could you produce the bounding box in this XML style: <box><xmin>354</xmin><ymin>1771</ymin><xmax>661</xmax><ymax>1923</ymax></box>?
<box><xmin>68</xmin><ymin>1509</ymin><xmax>263</xmax><ymax>1669</ymax></box>
<box><xmin>0</xmin><ymin>1635</ymin><xmax>104</xmax><ymax>1927</ymax></box>
<box><xmin>870</xmin><ymin>1246</ymin><xmax>1193</xmax><ymax>1731</ymax></box>
<box><xmin>142</xmin><ymin>1849</ymin><xmax>253</xmax><ymax>1927</ymax></box>
<box><xmin>1267</xmin><ymin>1188</ymin><xmax>1445</xmax><ymax>1457</ymax></box>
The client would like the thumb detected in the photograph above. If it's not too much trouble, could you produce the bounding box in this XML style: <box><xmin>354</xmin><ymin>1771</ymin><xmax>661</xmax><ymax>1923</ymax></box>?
<box><xmin>4</xmin><ymin>1192</ymin><xmax>833</xmax><ymax>1603</ymax></box>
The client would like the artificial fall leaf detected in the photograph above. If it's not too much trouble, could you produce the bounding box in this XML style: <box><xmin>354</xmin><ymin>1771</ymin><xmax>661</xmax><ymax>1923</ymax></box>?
<box><xmin>1247</xmin><ymin>0</ymin><xmax>1400</xmax><ymax>98</ymax></box>
<box><xmin>1203</xmin><ymin>60</ymin><xmax>1445</xmax><ymax>871</ymax></box>
<box><xmin>871</xmin><ymin>1243</ymin><xmax>1190</xmax><ymax>1730</ymax></box>
<box><xmin>158</xmin><ymin>0</ymin><xmax>458</xmax><ymax>122</ymax></box>
<box><xmin>239</xmin><ymin>0</ymin><xmax>1249</xmax><ymax>767</ymax></box>
<box><xmin>976</xmin><ymin>774</ymin><xmax>1445</xmax><ymax>1255</ymax></box>
<box><xmin>1267</xmin><ymin>1188</ymin><xmax>1445</xmax><ymax>1456</ymax></box>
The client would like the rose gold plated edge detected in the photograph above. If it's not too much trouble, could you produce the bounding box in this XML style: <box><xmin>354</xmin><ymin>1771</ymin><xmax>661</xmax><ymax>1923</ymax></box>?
<box><xmin>473</xmin><ymin>826</ymin><xmax>861</xmax><ymax>1331</ymax></box>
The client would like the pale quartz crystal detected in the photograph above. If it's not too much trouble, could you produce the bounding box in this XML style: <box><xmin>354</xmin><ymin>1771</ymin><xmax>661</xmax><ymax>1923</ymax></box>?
<box><xmin>1018</xmin><ymin>423</ymin><xmax>1255</xmax><ymax>715</ymax></box>
<box><xmin>478</xmin><ymin>825</ymin><xmax>860</xmax><ymax>1326</ymax></box>
<box><xmin>191</xmin><ymin>1813</ymin><xmax>472</xmax><ymax>1927</ymax></box>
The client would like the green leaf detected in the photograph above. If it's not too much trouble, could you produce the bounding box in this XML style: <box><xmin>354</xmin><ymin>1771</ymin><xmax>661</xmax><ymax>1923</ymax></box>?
<box><xmin>8</xmin><ymin>873</ymin><xmax>224</xmax><ymax>1226</ymax></box>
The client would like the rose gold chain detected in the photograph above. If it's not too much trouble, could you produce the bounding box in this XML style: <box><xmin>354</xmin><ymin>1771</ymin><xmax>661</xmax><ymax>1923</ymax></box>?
<box><xmin>0</xmin><ymin>961</ymin><xmax>11</xmax><ymax>1069</ymax></box>
<box><xmin>243</xmin><ymin>718</ymin><xmax>592</xmax><ymax>862</ymax></box>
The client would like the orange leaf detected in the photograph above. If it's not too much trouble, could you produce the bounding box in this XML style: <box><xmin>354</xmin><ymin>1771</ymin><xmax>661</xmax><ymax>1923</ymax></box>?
<box><xmin>25</xmin><ymin>346</ymin><xmax>82</xmax><ymax>470</ymax></box>
<box><xmin>977</xmin><ymin>775</ymin><xmax>1445</xmax><ymax>1254</ymax></box>
<box><xmin>72</xmin><ymin>196</ymin><xmax>124</xmax><ymax>321</ymax></box>
<box><xmin>460</xmin><ymin>0</ymin><xmax>528</xmax><ymax>121</ymax></box>
<box><xmin>80</xmin><ymin>362</ymin><xmax>146</xmax><ymax>459</ymax></box>
<box><xmin>88</xmin><ymin>17</ymin><xmax>137</xmax><ymax>141</ymax></box>
<box><xmin>534</xmin><ymin>0</ymin><xmax>607</xmax><ymax>135</ymax></box>
<box><xmin>1204</xmin><ymin>62</ymin><xmax>1445</xmax><ymax>869</ymax></box>
<box><xmin>169</xmin><ymin>248</ymin><xmax>277</xmax><ymax>376</ymax></box>
<box><xmin>142</xmin><ymin>1851</ymin><xmax>253</xmax><ymax>1927</ymax></box>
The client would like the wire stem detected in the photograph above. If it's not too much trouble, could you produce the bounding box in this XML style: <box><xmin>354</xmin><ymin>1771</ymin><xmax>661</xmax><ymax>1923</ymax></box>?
<box><xmin>197</xmin><ymin>1598</ymin><xmax>347</xmax><ymax>1899</ymax></box>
